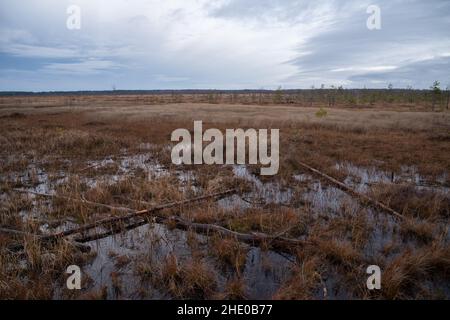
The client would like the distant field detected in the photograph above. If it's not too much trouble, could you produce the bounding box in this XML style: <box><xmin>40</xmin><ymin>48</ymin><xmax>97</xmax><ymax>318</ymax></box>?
<box><xmin>1</xmin><ymin>94</ymin><xmax>449</xmax><ymax>131</ymax></box>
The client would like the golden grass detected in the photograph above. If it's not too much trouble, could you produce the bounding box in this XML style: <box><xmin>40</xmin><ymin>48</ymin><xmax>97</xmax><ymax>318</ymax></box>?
<box><xmin>158</xmin><ymin>253</ymin><xmax>217</xmax><ymax>299</ymax></box>
<box><xmin>382</xmin><ymin>244</ymin><xmax>450</xmax><ymax>299</ymax></box>
<box><xmin>210</xmin><ymin>237</ymin><xmax>248</xmax><ymax>272</ymax></box>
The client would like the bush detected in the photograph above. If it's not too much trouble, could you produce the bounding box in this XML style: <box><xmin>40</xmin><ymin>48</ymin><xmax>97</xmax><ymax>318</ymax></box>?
<box><xmin>315</xmin><ymin>107</ymin><xmax>328</xmax><ymax>118</ymax></box>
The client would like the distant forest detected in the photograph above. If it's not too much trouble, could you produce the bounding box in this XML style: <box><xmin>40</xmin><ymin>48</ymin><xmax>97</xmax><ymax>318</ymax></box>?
<box><xmin>1</xmin><ymin>87</ymin><xmax>449</xmax><ymax>110</ymax></box>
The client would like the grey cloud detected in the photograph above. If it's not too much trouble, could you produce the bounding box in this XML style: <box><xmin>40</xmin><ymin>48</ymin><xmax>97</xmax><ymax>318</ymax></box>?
<box><xmin>349</xmin><ymin>56</ymin><xmax>450</xmax><ymax>88</ymax></box>
<box><xmin>209</xmin><ymin>0</ymin><xmax>312</xmax><ymax>22</ymax></box>
<box><xmin>41</xmin><ymin>59</ymin><xmax>120</xmax><ymax>75</ymax></box>
<box><xmin>285</xmin><ymin>0</ymin><xmax>450</xmax><ymax>87</ymax></box>
<box><xmin>0</xmin><ymin>0</ymin><xmax>449</xmax><ymax>90</ymax></box>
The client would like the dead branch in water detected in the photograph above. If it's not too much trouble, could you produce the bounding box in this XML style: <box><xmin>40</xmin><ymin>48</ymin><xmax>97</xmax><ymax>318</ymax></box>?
<box><xmin>295</xmin><ymin>160</ymin><xmax>405</xmax><ymax>220</ymax></box>
<box><xmin>73</xmin><ymin>215</ymin><xmax>307</xmax><ymax>253</ymax></box>
<box><xmin>168</xmin><ymin>216</ymin><xmax>307</xmax><ymax>252</ymax></box>
<box><xmin>13</xmin><ymin>189</ymin><xmax>237</xmax><ymax>240</ymax></box>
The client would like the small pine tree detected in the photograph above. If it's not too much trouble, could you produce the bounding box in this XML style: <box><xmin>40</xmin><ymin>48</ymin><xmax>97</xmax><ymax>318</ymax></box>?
<box><xmin>315</xmin><ymin>107</ymin><xmax>327</xmax><ymax>118</ymax></box>
<box><xmin>445</xmin><ymin>84</ymin><xmax>449</xmax><ymax>110</ymax></box>
<box><xmin>273</xmin><ymin>86</ymin><xmax>283</xmax><ymax>104</ymax></box>
<box><xmin>431</xmin><ymin>80</ymin><xmax>441</xmax><ymax>110</ymax></box>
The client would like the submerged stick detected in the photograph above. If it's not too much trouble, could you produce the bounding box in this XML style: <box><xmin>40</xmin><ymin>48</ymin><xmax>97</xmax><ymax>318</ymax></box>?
<box><xmin>169</xmin><ymin>216</ymin><xmax>307</xmax><ymax>252</ymax></box>
<box><xmin>74</xmin><ymin>215</ymin><xmax>306</xmax><ymax>253</ymax></box>
<box><xmin>16</xmin><ymin>189</ymin><xmax>237</xmax><ymax>241</ymax></box>
<box><xmin>295</xmin><ymin>160</ymin><xmax>405</xmax><ymax>219</ymax></box>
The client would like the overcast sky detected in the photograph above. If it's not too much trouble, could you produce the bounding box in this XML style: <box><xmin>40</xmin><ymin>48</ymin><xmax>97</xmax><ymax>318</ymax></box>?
<box><xmin>0</xmin><ymin>0</ymin><xmax>449</xmax><ymax>91</ymax></box>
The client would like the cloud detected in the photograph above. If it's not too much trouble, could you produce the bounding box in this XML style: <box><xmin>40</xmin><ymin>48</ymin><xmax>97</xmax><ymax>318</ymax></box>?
<box><xmin>349</xmin><ymin>56</ymin><xmax>450</xmax><ymax>88</ymax></box>
<box><xmin>2</xmin><ymin>44</ymin><xmax>79</xmax><ymax>59</ymax></box>
<box><xmin>0</xmin><ymin>0</ymin><xmax>449</xmax><ymax>91</ymax></box>
<box><xmin>41</xmin><ymin>59</ymin><xmax>120</xmax><ymax>75</ymax></box>
<box><xmin>331</xmin><ymin>66</ymin><xmax>398</xmax><ymax>73</ymax></box>
<box><xmin>284</xmin><ymin>0</ymin><xmax>450</xmax><ymax>88</ymax></box>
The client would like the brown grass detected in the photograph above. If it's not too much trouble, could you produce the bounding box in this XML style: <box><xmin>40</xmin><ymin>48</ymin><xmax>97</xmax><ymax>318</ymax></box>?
<box><xmin>157</xmin><ymin>253</ymin><xmax>217</xmax><ymax>299</ymax></box>
<box><xmin>274</xmin><ymin>256</ymin><xmax>322</xmax><ymax>300</ymax></box>
<box><xmin>382</xmin><ymin>244</ymin><xmax>450</xmax><ymax>299</ymax></box>
<box><xmin>210</xmin><ymin>237</ymin><xmax>248</xmax><ymax>272</ymax></box>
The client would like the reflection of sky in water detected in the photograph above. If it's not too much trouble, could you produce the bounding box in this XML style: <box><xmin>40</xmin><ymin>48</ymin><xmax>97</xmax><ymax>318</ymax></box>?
<box><xmin>3</xmin><ymin>148</ymin><xmax>449</xmax><ymax>299</ymax></box>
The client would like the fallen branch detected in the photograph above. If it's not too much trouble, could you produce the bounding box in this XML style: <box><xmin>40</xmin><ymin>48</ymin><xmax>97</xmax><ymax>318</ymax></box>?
<box><xmin>170</xmin><ymin>216</ymin><xmax>307</xmax><ymax>252</ymax></box>
<box><xmin>73</xmin><ymin>218</ymin><xmax>151</xmax><ymax>243</ymax></box>
<box><xmin>73</xmin><ymin>215</ymin><xmax>307</xmax><ymax>253</ymax></box>
<box><xmin>35</xmin><ymin>189</ymin><xmax>237</xmax><ymax>241</ymax></box>
<box><xmin>295</xmin><ymin>160</ymin><xmax>405</xmax><ymax>220</ymax></box>
<box><xmin>241</xmin><ymin>196</ymin><xmax>266</xmax><ymax>205</ymax></box>
<box><xmin>78</xmin><ymin>163</ymin><xmax>102</xmax><ymax>172</ymax></box>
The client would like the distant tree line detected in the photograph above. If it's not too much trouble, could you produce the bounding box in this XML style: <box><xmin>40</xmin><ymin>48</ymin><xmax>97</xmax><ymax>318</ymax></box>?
<box><xmin>1</xmin><ymin>81</ymin><xmax>449</xmax><ymax>110</ymax></box>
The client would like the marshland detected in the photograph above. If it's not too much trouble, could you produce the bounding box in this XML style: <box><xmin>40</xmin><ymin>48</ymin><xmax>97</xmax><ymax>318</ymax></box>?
<box><xmin>0</xmin><ymin>91</ymin><xmax>449</xmax><ymax>300</ymax></box>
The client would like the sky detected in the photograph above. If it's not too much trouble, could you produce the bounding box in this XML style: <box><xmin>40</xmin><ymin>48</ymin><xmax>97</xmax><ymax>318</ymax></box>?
<box><xmin>0</xmin><ymin>0</ymin><xmax>449</xmax><ymax>91</ymax></box>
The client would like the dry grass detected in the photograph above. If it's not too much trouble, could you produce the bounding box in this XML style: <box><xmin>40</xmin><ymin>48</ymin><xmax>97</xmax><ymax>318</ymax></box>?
<box><xmin>371</xmin><ymin>184</ymin><xmax>449</xmax><ymax>220</ymax></box>
<box><xmin>273</xmin><ymin>256</ymin><xmax>322</xmax><ymax>300</ymax></box>
<box><xmin>382</xmin><ymin>244</ymin><xmax>450</xmax><ymax>299</ymax></box>
<box><xmin>215</xmin><ymin>277</ymin><xmax>248</xmax><ymax>300</ymax></box>
<box><xmin>210</xmin><ymin>237</ymin><xmax>248</xmax><ymax>272</ymax></box>
<box><xmin>158</xmin><ymin>253</ymin><xmax>217</xmax><ymax>299</ymax></box>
